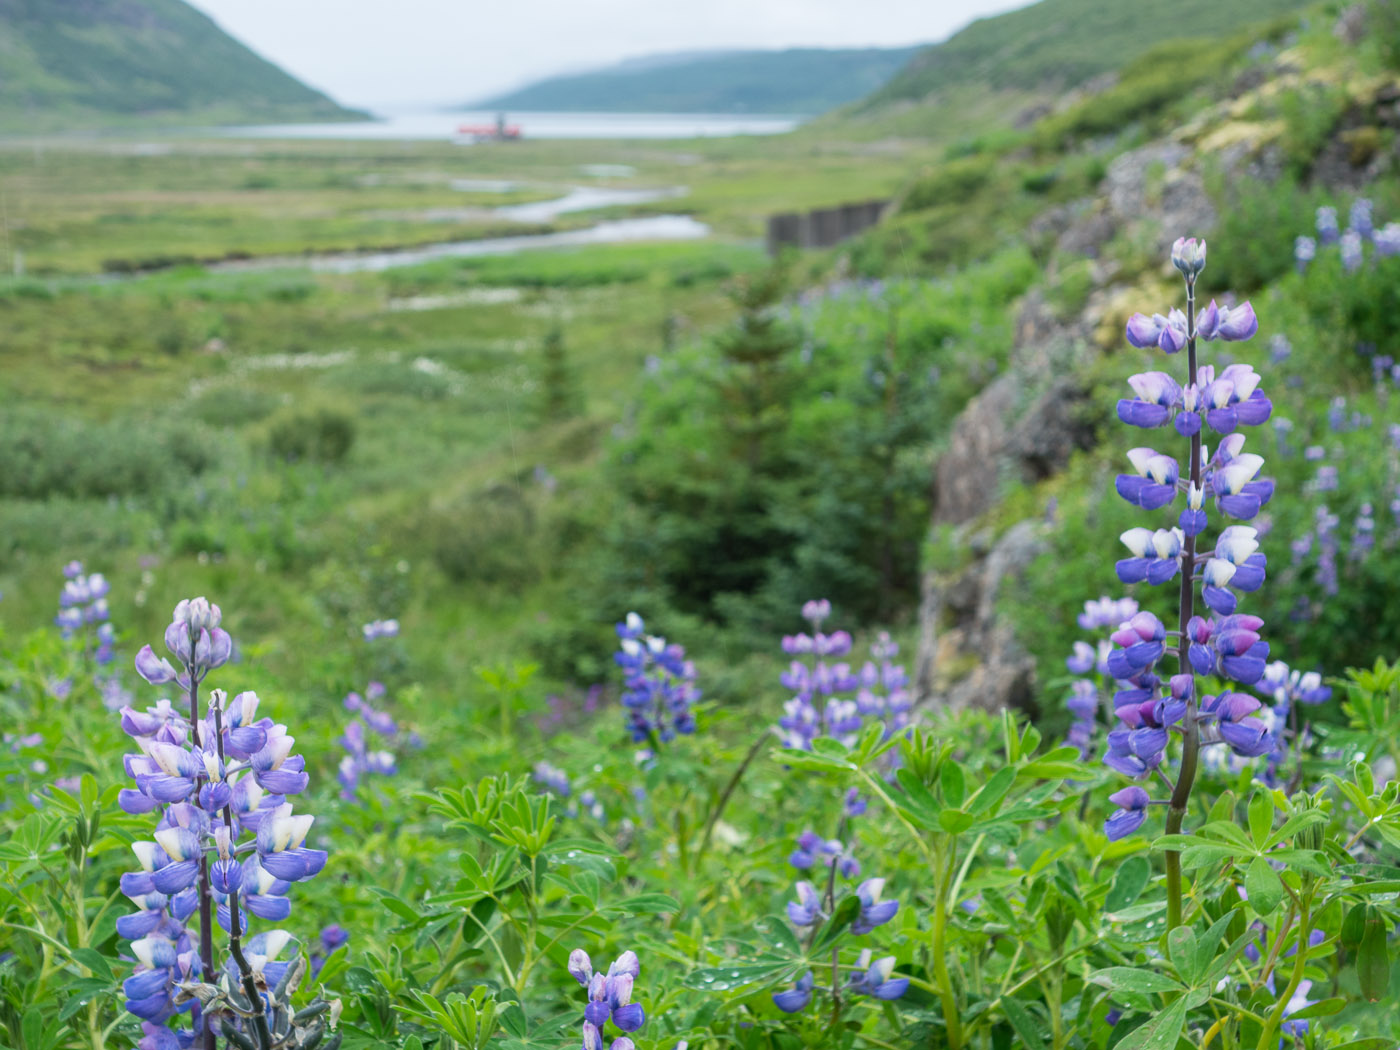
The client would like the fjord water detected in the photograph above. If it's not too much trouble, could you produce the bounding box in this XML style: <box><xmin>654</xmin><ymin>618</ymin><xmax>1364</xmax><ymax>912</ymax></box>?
<box><xmin>217</xmin><ymin>109</ymin><xmax>802</xmax><ymax>141</ymax></box>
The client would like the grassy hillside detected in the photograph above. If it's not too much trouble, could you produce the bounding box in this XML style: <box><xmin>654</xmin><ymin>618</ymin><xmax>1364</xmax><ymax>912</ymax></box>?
<box><xmin>862</xmin><ymin>0</ymin><xmax>1315</xmax><ymax>107</ymax></box>
<box><xmin>0</xmin><ymin>0</ymin><xmax>363</xmax><ymax>131</ymax></box>
<box><xmin>472</xmin><ymin>47</ymin><xmax>923</xmax><ymax>114</ymax></box>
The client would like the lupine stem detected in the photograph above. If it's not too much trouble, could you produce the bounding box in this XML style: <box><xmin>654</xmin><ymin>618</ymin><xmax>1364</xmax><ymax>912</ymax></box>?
<box><xmin>1255</xmin><ymin>893</ymin><xmax>1311</xmax><ymax>1050</ymax></box>
<box><xmin>1165</xmin><ymin>280</ymin><xmax>1203</xmax><ymax>932</ymax></box>
<box><xmin>185</xmin><ymin>652</ymin><xmax>217</xmax><ymax>1050</ymax></box>
<box><xmin>695</xmin><ymin>730</ymin><xmax>770</xmax><ymax>867</ymax></box>
<box><xmin>932</xmin><ymin>839</ymin><xmax>964</xmax><ymax>1050</ymax></box>
<box><xmin>213</xmin><ymin>698</ymin><xmax>273</xmax><ymax>1050</ymax></box>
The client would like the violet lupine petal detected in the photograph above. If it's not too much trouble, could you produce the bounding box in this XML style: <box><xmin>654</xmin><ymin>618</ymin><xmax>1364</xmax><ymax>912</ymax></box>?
<box><xmin>611</xmin><ymin>1004</ymin><xmax>645</xmax><ymax>1032</ymax></box>
<box><xmin>134</xmin><ymin>646</ymin><xmax>178</xmax><ymax>685</ymax></box>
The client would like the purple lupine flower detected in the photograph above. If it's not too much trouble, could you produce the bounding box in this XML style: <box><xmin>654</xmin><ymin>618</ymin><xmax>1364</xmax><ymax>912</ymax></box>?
<box><xmin>614</xmin><ymin>613</ymin><xmax>699</xmax><ymax>745</ymax></box>
<box><xmin>847</xmin><ymin>951</ymin><xmax>909</xmax><ymax>1000</ymax></box>
<box><xmin>1376</xmin><ymin>223</ymin><xmax>1400</xmax><ymax>257</ymax></box>
<box><xmin>361</xmin><ymin>618</ymin><xmax>400</xmax><ymax>641</ymax></box>
<box><xmin>786</xmin><ymin>881</ymin><xmax>824</xmax><ymax>927</ymax></box>
<box><xmin>532</xmin><ymin>761</ymin><xmax>571</xmax><ymax>797</ymax></box>
<box><xmin>1294</xmin><ymin>236</ymin><xmax>1315</xmax><ymax>272</ymax></box>
<box><xmin>1096</xmin><ymin>236</ymin><xmax>1282</xmax><ymax>840</ymax></box>
<box><xmin>1077</xmin><ymin>596</ymin><xmax>1139</xmax><ymax>631</ymax></box>
<box><xmin>1104</xmin><ymin>786</ymin><xmax>1150</xmax><ymax>840</ymax></box>
<box><xmin>776</xmin><ymin>601</ymin><xmax>866</xmax><ymax>750</ymax></box>
<box><xmin>120</xmin><ymin>599</ymin><xmax>327</xmax><ymax>1043</ymax></box>
<box><xmin>1317</xmin><ymin>206</ymin><xmax>1339</xmax><ymax>245</ymax></box>
<box><xmin>338</xmin><ymin>680</ymin><xmax>408</xmax><ymax>799</ymax></box>
<box><xmin>1171</xmin><ymin>236</ymin><xmax>1207</xmax><ymax>279</ymax></box>
<box><xmin>850</xmin><ymin>877</ymin><xmax>899</xmax><ymax>935</ymax></box>
<box><xmin>569</xmin><ymin>950</ymin><xmax>645</xmax><ymax>1047</ymax></box>
<box><xmin>1351</xmin><ymin>199</ymin><xmax>1374</xmax><ymax>240</ymax></box>
<box><xmin>773</xmin><ymin>971</ymin><xmax>814</xmax><ymax>1013</ymax></box>
<box><xmin>1341</xmin><ymin>231</ymin><xmax>1364</xmax><ymax>273</ymax></box>
<box><xmin>1067</xmin><ymin>680</ymin><xmax>1098</xmax><ymax>759</ymax></box>
<box><xmin>1116</xmin><ymin>527</ymin><xmax>1185</xmax><ymax>585</ymax></box>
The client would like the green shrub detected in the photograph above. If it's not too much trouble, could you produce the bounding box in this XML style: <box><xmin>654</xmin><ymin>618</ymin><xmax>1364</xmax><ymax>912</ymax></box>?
<box><xmin>266</xmin><ymin>406</ymin><xmax>356</xmax><ymax>464</ymax></box>
<box><xmin>420</xmin><ymin>484</ymin><xmax>543</xmax><ymax>586</ymax></box>
<box><xmin>899</xmin><ymin>156</ymin><xmax>998</xmax><ymax>213</ymax></box>
<box><xmin>0</xmin><ymin>408</ymin><xmax>216</xmax><ymax>499</ymax></box>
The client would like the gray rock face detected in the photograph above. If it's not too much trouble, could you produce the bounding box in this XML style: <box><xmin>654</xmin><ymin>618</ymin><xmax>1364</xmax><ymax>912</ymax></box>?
<box><xmin>932</xmin><ymin>289</ymin><xmax>1098</xmax><ymax>528</ymax></box>
<box><xmin>915</xmin><ymin>520</ymin><xmax>1048</xmax><ymax>714</ymax></box>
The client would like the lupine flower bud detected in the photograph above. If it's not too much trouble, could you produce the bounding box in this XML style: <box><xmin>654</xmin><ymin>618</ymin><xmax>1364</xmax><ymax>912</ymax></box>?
<box><xmin>1171</xmin><ymin>236</ymin><xmax>1207</xmax><ymax>278</ymax></box>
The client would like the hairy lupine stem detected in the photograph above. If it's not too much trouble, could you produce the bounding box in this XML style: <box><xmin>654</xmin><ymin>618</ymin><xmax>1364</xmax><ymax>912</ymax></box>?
<box><xmin>186</xmin><ymin>653</ymin><xmax>217</xmax><ymax>1050</ymax></box>
<box><xmin>1165</xmin><ymin>283</ymin><xmax>1203</xmax><ymax>932</ymax></box>
<box><xmin>931</xmin><ymin>838</ymin><xmax>964</xmax><ymax>1050</ymax></box>
<box><xmin>695</xmin><ymin>730</ymin><xmax>771</xmax><ymax>866</ymax></box>
<box><xmin>213</xmin><ymin>700</ymin><xmax>274</xmax><ymax>1050</ymax></box>
<box><xmin>1255</xmin><ymin>893</ymin><xmax>1312</xmax><ymax>1050</ymax></box>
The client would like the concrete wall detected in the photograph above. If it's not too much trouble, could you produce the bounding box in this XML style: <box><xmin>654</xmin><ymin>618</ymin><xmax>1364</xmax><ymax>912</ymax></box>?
<box><xmin>766</xmin><ymin>199</ymin><xmax>889</xmax><ymax>254</ymax></box>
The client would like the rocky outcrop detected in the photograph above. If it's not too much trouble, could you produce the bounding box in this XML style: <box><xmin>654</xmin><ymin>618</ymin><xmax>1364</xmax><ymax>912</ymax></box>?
<box><xmin>932</xmin><ymin>289</ymin><xmax>1098</xmax><ymax>528</ymax></box>
<box><xmin>915</xmin><ymin>521</ymin><xmax>1048</xmax><ymax>714</ymax></box>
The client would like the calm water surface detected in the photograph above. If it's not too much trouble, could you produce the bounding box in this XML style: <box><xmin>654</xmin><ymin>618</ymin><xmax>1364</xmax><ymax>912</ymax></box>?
<box><xmin>218</xmin><ymin>110</ymin><xmax>801</xmax><ymax>141</ymax></box>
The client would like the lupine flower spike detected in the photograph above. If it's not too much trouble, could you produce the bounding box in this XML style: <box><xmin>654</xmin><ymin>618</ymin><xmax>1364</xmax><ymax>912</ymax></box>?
<box><xmin>1104</xmin><ymin>239</ymin><xmax>1280</xmax><ymax>933</ymax></box>
<box><xmin>568</xmin><ymin>949</ymin><xmax>644</xmax><ymax>1050</ymax></box>
<box><xmin>121</xmin><ymin>598</ymin><xmax>333</xmax><ymax>1047</ymax></box>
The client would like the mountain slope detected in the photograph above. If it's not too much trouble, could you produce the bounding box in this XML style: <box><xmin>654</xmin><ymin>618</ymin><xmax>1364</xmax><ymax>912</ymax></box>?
<box><xmin>0</xmin><ymin>0</ymin><xmax>362</xmax><ymax>130</ymax></box>
<box><xmin>472</xmin><ymin>47</ymin><xmax>924</xmax><ymax>115</ymax></box>
<box><xmin>863</xmin><ymin>0</ymin><xmax>1315</xmax><ymax>107</ymax></box>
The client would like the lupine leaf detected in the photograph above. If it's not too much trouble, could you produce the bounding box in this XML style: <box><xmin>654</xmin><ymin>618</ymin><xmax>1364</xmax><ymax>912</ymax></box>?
<box><xmin>1104</xmin><ymin>856</ymin><xmax>1151</xmax><ymax>911</ymax></box>
<box><xmin>967</xmin><ymin>765</ymin><xmax>1016</xmax><ymax>816</ymax></box>
<box><xmin>1244</xmin><ymin>857</ymin><xmax>1284</xmax><ymax>915</ymax></box>
<box><xmin>1111</xmin><ymin>995</ymin><xmax>1189</xmax><ymax>1050</ymax></box>
<box><xmin>1166</xmin><ymin>927</ymin><xmax>1197</xmax><ymax>985</ymax></box>
<box><xmin>1087</xmin><ymin>968</ymin><xmax>1182</xmax><ymax>994</ymax></box>
<box><xmin>999</xmin><ymin>997</ymin><xmax>1045</xmax><ymax>1047</ymax></box>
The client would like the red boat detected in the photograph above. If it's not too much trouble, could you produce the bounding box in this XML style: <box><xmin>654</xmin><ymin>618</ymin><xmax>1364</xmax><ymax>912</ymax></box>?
<box><xmin>458</xmin><ymin>114</ymin><xmax>522</xmax><ymax>141</ymax></box>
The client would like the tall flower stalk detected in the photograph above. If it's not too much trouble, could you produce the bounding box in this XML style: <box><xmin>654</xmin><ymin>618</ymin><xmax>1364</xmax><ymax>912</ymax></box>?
<box><xmin>125</xmin><ymin>598</ymin><xmax>331</xmax><ymax>1048</ymax></box>
<box><xmin>1105</xmin><ymin>238</ymin><xmax>1278</xmax><ymax>929</ymax></box>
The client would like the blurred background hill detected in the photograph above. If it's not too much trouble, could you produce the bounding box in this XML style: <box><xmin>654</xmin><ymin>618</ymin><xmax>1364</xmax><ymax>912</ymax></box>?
<box><xmin>0</xmin><ymin>0</ymin><xmax>363</xmax><ymax>131</ymax></box>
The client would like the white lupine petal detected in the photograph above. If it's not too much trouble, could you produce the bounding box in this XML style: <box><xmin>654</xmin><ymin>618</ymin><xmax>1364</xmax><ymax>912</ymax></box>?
<box><xmin>1121</xmin><ymin>528</ymin><xmax>1155</xmax><ymax>556</ymax></box>
<box><xmin>1203</xmin><ymin>559</ymin><xmax>1237</xmax><ymax>586</ymax></box>
<box><xmin>1126</xmin><ymin>447</ymin><xmax>1156</xmax><ymax>474</ymax></box>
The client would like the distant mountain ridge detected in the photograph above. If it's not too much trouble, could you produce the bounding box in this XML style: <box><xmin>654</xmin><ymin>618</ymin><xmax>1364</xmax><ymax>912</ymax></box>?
<box><xmin>471</xmin><ymin>47</ymin><xmax>924</xmax><ymax>115</ymax></box>
<box><xmin>0</xmin><ymin>0</ymin><xmax>363</xmax><ymax>131</ymax></box>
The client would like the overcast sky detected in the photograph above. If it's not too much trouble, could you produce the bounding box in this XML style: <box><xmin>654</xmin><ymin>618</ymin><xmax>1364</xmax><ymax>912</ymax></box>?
<box><xmin>184</xmin><ymin>0</ymin><xmax>1032</xmax><ymax>110</ymax></box>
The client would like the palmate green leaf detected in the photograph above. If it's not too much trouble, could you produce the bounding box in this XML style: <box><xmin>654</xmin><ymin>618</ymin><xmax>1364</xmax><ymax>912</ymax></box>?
<box><xmin>894</xmin><ymin>768</ymin><xmax>944</xmax><ymax>829</ymax></box>
<box><xmin>1180</xmin><ymin>844</ymin><xmax>1240</xmax><ymax>872</ymax></box>
<box><xmin>683</xmin><ymin>962</ymin><xmax>795</xmax><ymax>992</ymax></box>
<box><xmin>1112</xmin><ymin>995</ymin><xmax>1189</xmax><ymax>1050</ymax></box>
<box><xmin>605</xmin><ymin>893</ymin><xmax>679</xmax><ymax>915</ymax></box>
<box><xmin>1087</xmin><ymin>968</ymin><xmax>1183</xmax><ymax>995</ymax></box>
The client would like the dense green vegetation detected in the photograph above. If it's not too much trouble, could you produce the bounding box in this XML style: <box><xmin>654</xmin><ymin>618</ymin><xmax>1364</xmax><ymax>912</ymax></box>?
<box><xmin>3</xmin><ymin>1</ymin><xmax>1400</xmax><ymax>1047</ymax></box>
<box><xmin>0</xmin><ymin>0</ymin><xmax>360</xmax><ymax>130</ymax></box>
<box><xmin>862</xmin><ymin>0</ymin><xmax>1314</xmax><ymax>107</ymax></box>
<box><xmin>473</xmin><ymin>47</ymin><xmax>923</xmax><ymax>115</ymax></box>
